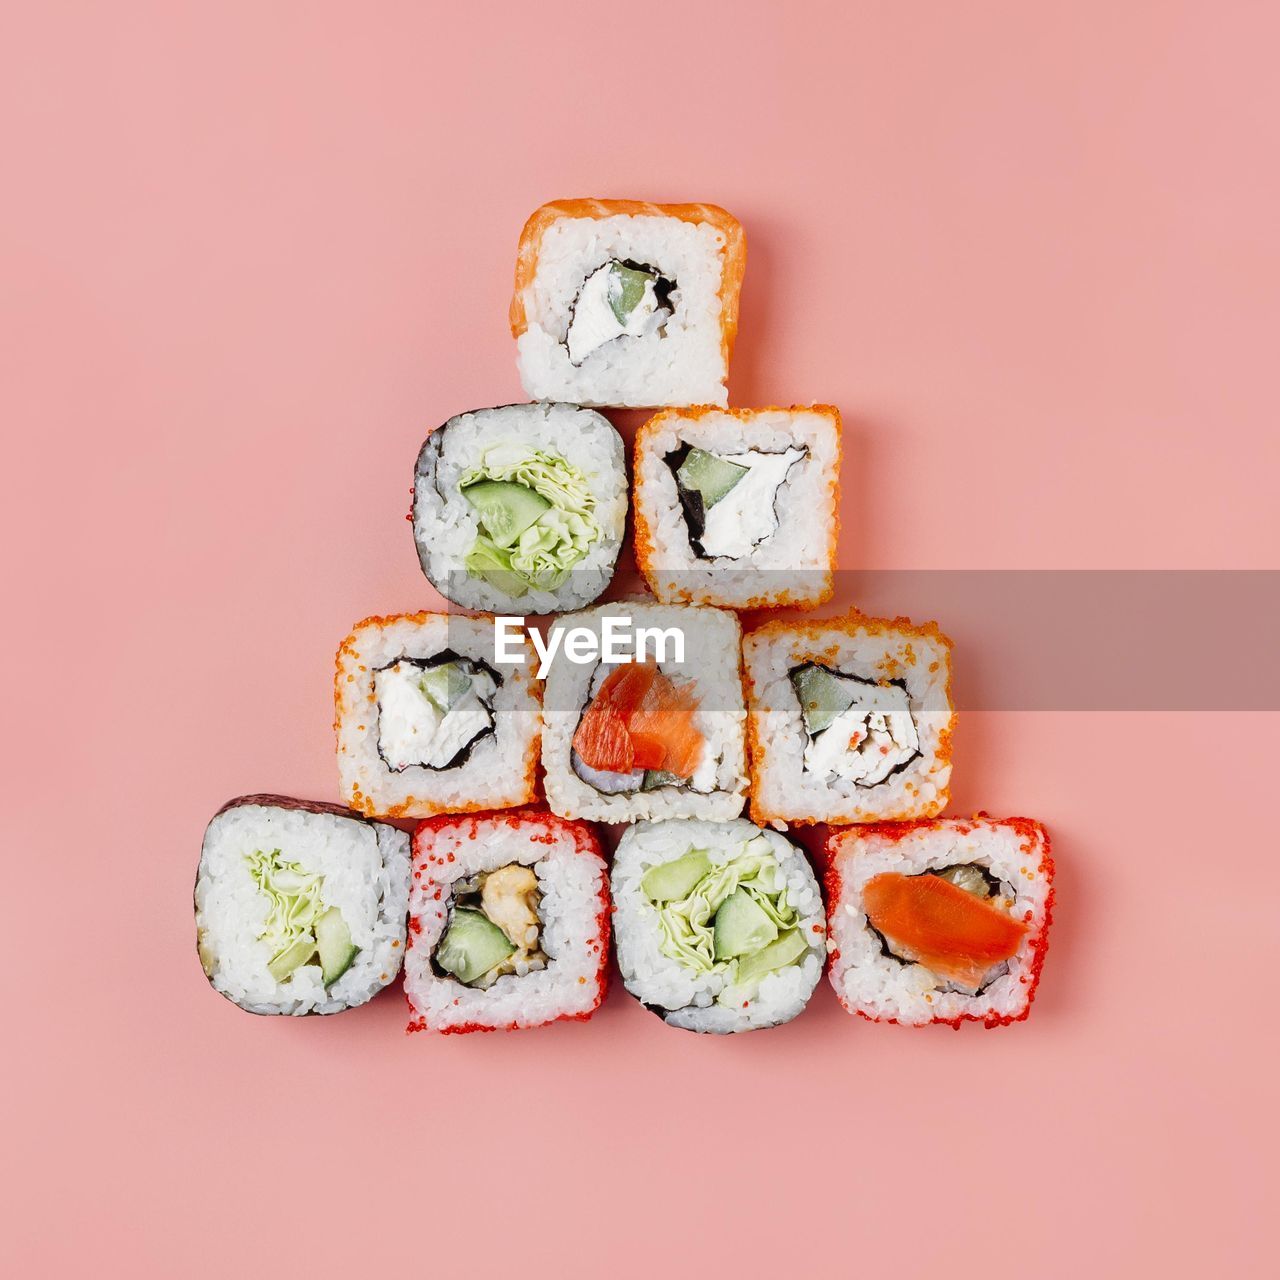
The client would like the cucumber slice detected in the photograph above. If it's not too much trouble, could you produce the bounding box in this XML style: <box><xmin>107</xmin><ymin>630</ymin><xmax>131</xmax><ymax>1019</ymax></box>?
<box><xmin>641</xmin><ymin>848</ymin><xmax>712</xmax><ymax>903</ymax></box>
<box><xmin>790</xmin><ymin>664</ymin><xmax>857</xmax><ymax>735</ymax></box>
<box><xmin>461</xmin><ymin>480</ymin><xmax>551</xmax><ymax>549</ymax></box>
<box><xmin>640</xmin><ymin>769</ymin><xmax>686</xmax><ymax>792</ymax></box>
<box><xmin>267</xmin><ymin>932</ymin><xmax>316</xmax><ymax>983</ymax></box>
<box><xmin>609</xmin><ymin>263</ymin><xmax>656</xmax><ymax>324</ymax></box>
<box><xmin>436</xmin><ymin>908</ymin><xmax>515</xmax><ymax>985</ymax></box>
<box><xmin>713</xmin><ymin>890</ymin><xmax>779</xmax><ymax>961</ymax></box>
<box><xmin>419</xmin><ymin>661</ymin><xmax>470</xmax><ymax>713</ymax></box>
<box><xmin>733</xmin><ymin>929</ymin><xmax>808</xmax><ymax>987</ymax></box>
<box><xmin>676</xmin><ymin>448</ymin><xmax>748</xmax><ymax>509</ymax></box>
<box><xmin>316</xmin><ymin>907</ymin><xmax>360</xmax><ymax>987</ymax></box>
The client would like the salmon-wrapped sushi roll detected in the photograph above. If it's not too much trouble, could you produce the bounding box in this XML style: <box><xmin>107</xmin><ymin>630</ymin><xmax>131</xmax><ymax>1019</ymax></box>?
<box><xmin>510</xmin><ymin>199</ymin><xmax>745</xmax><ymax>409</ymax></box>
<box><xmin>825</xmin><ymin>816</ymin><xmax>1054</xmax><ymax>1028</ymax></box>
<box><xmin>404</xmin><ymin>810</ymin><xmax>609</xmax><ymax>1033</ymax></box>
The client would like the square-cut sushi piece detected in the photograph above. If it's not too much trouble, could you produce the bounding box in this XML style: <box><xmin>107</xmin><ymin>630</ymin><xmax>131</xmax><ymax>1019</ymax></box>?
<box><xmin>336</xmin><ymin>612</ymin><xmax>540</xmax><ymax>819</ymax></box>
<box><xmin>404</xmin><ymin>809</ymin><xmax>610</xmax><ymax>1033</ymax></box>
<box><xmin>412</xmin><ymin>402</ymin><xmax>628</xmax><ymax>615</ymax></box>
<box><xmin>633</xmin><ymin>405</ymin><xmax>841</xmax><ymax>608</ymax></box>
<box><xmin>194</xmin><ymin>794</ymin><xmax>411</xmax><ymax>1016</ymax></box>
<box><xmin>542</xmin><ymin>603</ymin><xmax>748</xmax><ymax>823</ymax></box>
<box><xmin>743</xmin><ymin>613</ymin><xmax>954</xmax><ymax>825</ymax></box>
<box><xmin>825</xmin><ymin>816</ymin><xmax>1054</xmax><ymax>1027</ymax></box>
<box><xmin>612</xmin><ymin>818</ymin><xmax>826</xmax><ymax>1033</ymax></box>
<box><xmin>510</xmin><ymin>199</ymin><xmax>745</xmax><ymax>408</ymax></box>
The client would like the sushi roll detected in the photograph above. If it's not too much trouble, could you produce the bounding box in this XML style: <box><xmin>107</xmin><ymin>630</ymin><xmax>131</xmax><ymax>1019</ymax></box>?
<box><xmin>335</xmin><ymin>612</ymin><xmax>540</xmax><ymax>818</ymax></box>
<box><xmin>825</xmin><ymin>816</ymin><xmax>1054</xmax><ymax>1028</ymax></box>
<box><xmin>542</xmin><ymin>603</ymin><xmax>748</xmax><ymax>823</ymax></box>
<box><xmin>612</xmin><ymin>818</ymin><xmax>826</xmax><ymax>1033</ymax></box>
<box><xmin>743</xmin><ymin>613</ymin><xmax>955</xmax><ymax>825</ymax></box>
<box><xmin>633</xmin><ymin>405</ymin><xmax>842</xmax><ymax>609</ymax></box>
<box><xmin>412</xmin><ymin>402</ymin><xmax>627</xmax><ymax>614</ymax></box>
<box><xmin>404</xmin><ymin>809</ymin><xmax>610</xmax><ymax>1033</ymax></box>
<box><xmin>194</xmin><ymin>794</ymin><xmax>411</xmax><ymax>1016</ymax></box>
<box><xmin>509</xmin><ymin>199</ymin><xmax>746</xmax><ymax>408</ymax></box>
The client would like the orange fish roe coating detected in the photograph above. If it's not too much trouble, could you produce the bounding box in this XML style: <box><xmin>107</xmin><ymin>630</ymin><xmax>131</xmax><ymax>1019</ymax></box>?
<box><xmin>742</xmin><ymin>612</ymin><xmax>954</xmax><ymax>826</ymax></box>
<box><xmin>334</xmin><ymin>612</ymin><xmax>540</xmax><ymax>819</ymax></box>
<box><xmin>510</xmin><ymin>199</ymin><xmax>745</xmax><ymax>366</ymax></box>
<box><xmin>632</xmin><ymin>405</ymin><xmax>842</xmax><ymax>610</ymax></box>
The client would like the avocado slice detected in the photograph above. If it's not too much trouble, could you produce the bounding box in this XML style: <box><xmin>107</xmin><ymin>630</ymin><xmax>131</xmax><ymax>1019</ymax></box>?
<box><xmin>436</xmin><ymin>908</ymin><xmax>515</xmax><ymax>985</ymax></box>
<box><xmin>790</xmin><ymin>664</ymin><xmax>857</xmax><ymax>735</ymax></box>
<box><xmin>713</xmin><ymin>890</ymin><xmax>779</xmax><ymax>960</ymax></box>
<box><xmin>419</xmin><ymin>661</ymin><xmax>470</xmax><ymax>713</ymax></box>
<box><xmin>676</xmin><ymin>448</ymin><xmax>748</xmax><ymax>509</ymax></box>
<box><xmin>267</xmin><ymin>932</ymin><xmax>317</xmax><ymax>983</ymax></box>
<box><xmin>461</xmin><ymin>479</ymin><xmax>551</xmax><ymax>549</ymax></box>
<box><xmin>316</xmin><ymin>907</ymin><xmax>360</xmax><ymax>987</ymax></box>
<box><xmin>641</xmin><ymin>848</ymin><xmax>712</xmax><ymax>903</ymax></box>
<box><xmin>734</xmin><ymin>929</ymin><xmax>808</xmax><ymax>987</ymax></box>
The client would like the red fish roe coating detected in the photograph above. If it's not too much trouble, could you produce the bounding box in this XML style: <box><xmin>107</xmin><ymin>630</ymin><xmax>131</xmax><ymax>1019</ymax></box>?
<box><xmin>405</xmin><ymin>809</ymin><xmax>610</xmax><ymax>1034</ymax></box>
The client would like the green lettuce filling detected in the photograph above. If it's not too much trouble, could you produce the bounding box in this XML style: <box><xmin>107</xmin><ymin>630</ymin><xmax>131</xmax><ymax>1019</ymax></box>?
<box><xmin>641</xmin><ymin>837</ymin><xmax>809</xmax><ymax>999</ymax></box>
<box><xmin>460</xmin><ymin>444</ymin><xmax>601</xmax><ymax>596</ymax></box>
<box><xmin>246</xmin><ymin>849</ymin><xmax>358</xmax><ymax>986</ymax></box>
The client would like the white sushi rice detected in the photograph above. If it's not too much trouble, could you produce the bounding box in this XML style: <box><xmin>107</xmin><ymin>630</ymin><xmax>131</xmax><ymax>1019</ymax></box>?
<box><xmin>744</xmin><ymin>616</ymin><xmax>954</xmax><ymax>824</ymax></box>
<box><xmin>635</xmin><ymin>407</ymin><xmax>841</xmax><ymax>608</ymax></box>
<box><xmin>612</xmin><ymin>819</ymin><xmax>825</xmax><ymax>1033</ymax></box>
<box><xmin>403</xmin><ymin>814</ymin><xmax>608</xmax><ymax>1032</ymax></box>
<box><xmin>413</xmin><ymin>402</ymin><xmax>627</xmax><ymax>614</ymax></box>
<box><xmin>541</xmin><ymin>603</ymin><xmax>748</xmax><ymax>823</ymax></box>
<box><xmin>827</xmin><ymin>817</ymin><xmax>1053</xmax><ymax>1027</ymax></box>
<box><xmin>515</xmin><ymin>213</ymin><xmax>732</xmax><ymax>408</ymax></box>
<box><xmin>336</xmin><ymin>613</ymin><xmax>540</xmax><ymax>818</ymax></box>
<box><xmin>194</xmin><ymin>797</ymin><xmax>410</xmax><ymax>1016</ymax></box>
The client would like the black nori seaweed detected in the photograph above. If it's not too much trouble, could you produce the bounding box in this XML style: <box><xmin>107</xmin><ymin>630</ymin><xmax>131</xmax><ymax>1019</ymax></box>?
<box><xmin>373</xmin><ymin>651</ymin><xmax>501</xmax><ymax>773</ymax></box>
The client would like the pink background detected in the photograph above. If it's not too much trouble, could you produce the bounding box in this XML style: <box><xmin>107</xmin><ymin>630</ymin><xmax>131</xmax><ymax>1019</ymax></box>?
<box><xmin>4</xmin><ymin>4</ymin><xmax>1276</xmax><ymax>1276</ymax></box>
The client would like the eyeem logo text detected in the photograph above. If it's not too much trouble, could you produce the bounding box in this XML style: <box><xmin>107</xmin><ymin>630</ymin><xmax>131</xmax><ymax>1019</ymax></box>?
<box><xmin>494</xmin><ymin>616</ymin><xmax>685</xmax><ymax>679</ymax></box>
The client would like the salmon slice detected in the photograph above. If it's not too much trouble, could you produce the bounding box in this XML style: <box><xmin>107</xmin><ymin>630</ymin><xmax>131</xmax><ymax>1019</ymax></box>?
<box><xmin>625</xmin><ymin>668</ymin><xmax>703</xmax><ymax>778</ymax></box>
<box><xmin>863</xmin><ymin>872</ymin><xmax>1027</xmax><ymax>989</ymax></box>
<box><xmin>572</xmin><ymin>662</ymin><xmax>705</xmax><ymax>777</ymax></box>
<box><xmin>598</xmin><ymin>663</ymin><xmax>658</xmax><ymax>721</ymax></box>
<box><xmin>572</xmin><ymin>698</ymin><xmax>635</xmax><ymax>773</ymax></box>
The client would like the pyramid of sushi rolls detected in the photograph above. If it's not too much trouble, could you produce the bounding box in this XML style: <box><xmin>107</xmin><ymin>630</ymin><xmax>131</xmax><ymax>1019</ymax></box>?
<box><xmin>193</xmin><ymin>196</ymin><xmax>1056</xmax><ymax>1033</ymax></box>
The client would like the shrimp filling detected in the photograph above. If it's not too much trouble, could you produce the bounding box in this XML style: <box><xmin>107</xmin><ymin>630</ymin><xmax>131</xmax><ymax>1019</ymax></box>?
<box><xmin>433</xmin><ymin>863</ymin><xmax>546</xmax><ymax>988</ymax></box>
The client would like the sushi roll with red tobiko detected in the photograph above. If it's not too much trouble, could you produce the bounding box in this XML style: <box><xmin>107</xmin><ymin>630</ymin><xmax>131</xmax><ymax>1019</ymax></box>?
<box><xmin>404</xmin><ymin>810</ymin><xmax>609</xmax><ymax>1033</ymax></box>
<box><xmin>825</xmin><ymin>816</ymin><xmax>1054</xmax><ymax>1028</ymax></box>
